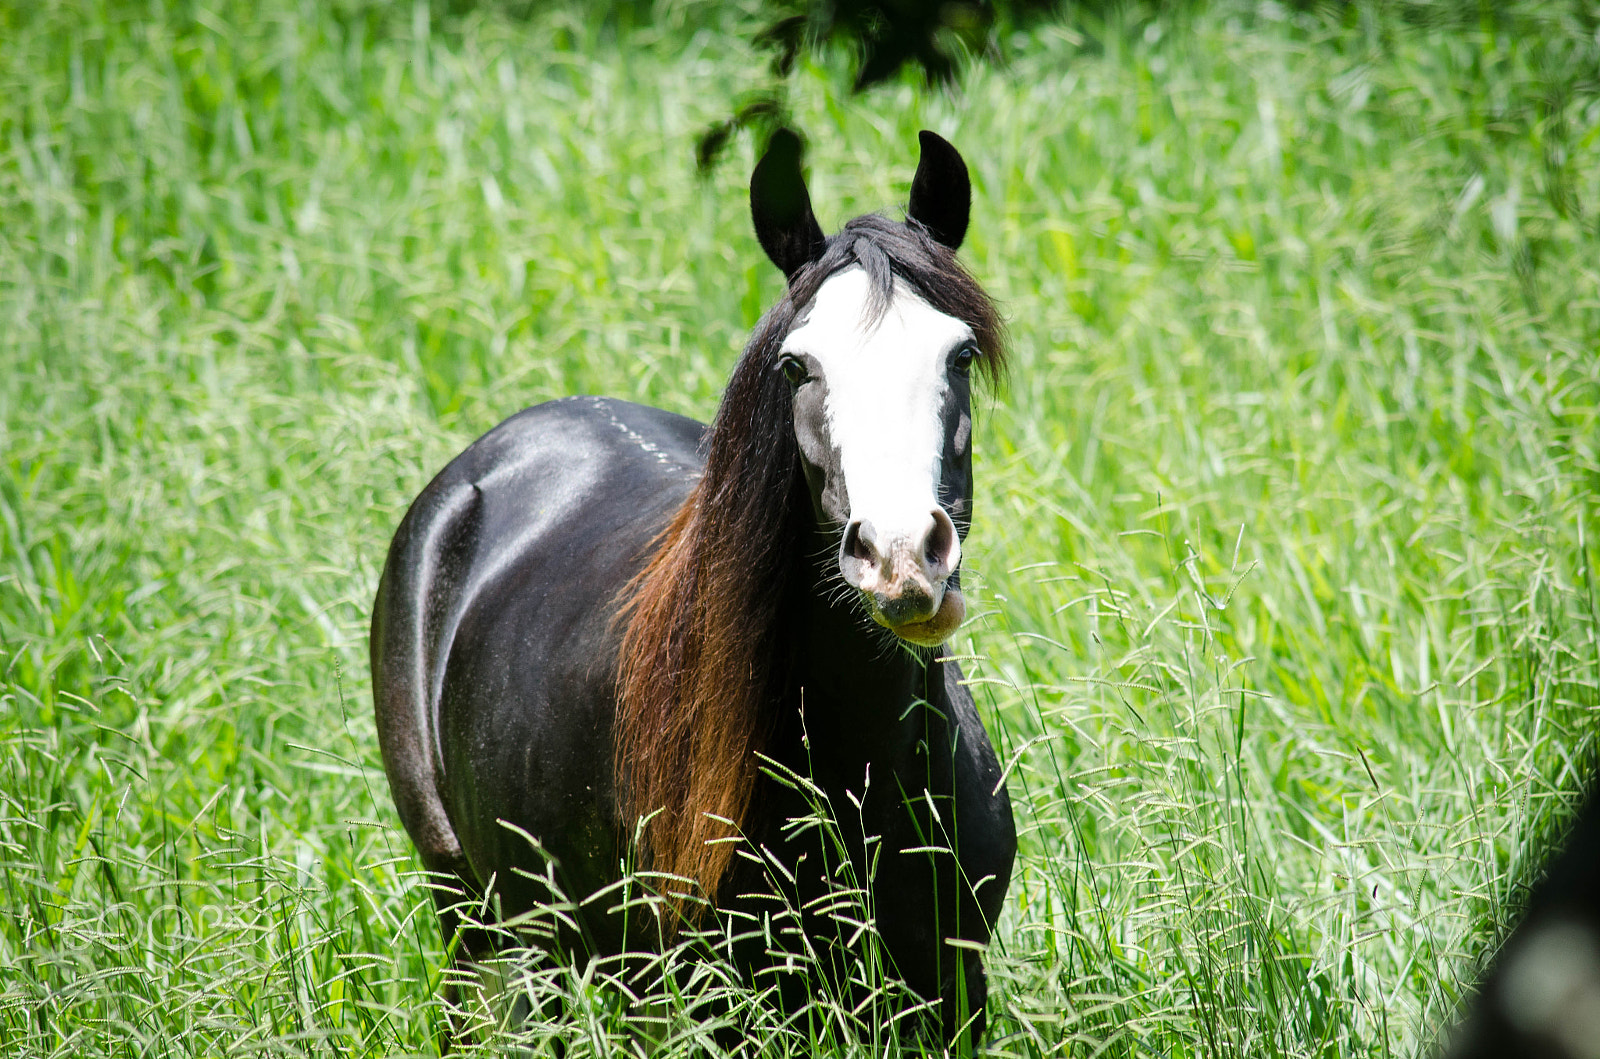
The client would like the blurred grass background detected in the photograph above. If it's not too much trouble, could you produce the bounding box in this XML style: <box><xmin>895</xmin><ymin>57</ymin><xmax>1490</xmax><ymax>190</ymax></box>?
<box><xmin>2</xmin><ymin>0</ymin><xmax>1598</xmax><ymax>1054</ymax></box>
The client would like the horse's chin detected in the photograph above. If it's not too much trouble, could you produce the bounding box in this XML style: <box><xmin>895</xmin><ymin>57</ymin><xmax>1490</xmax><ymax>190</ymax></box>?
<box><xmin>883</xmin><ymin>589</ymin><xmax>966</xmax><ymax>648</ymax></box>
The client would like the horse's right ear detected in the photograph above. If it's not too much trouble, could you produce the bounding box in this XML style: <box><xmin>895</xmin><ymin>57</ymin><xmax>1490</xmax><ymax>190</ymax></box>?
<box><xmin>750</xmin><ymin>129</ymin><xmax>827</xmax><ymax>282</ymax></box>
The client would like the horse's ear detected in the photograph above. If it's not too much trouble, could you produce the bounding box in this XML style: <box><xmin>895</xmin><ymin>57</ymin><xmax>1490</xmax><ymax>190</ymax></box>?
<box><xmin>907</xmin><ymin>130</ymin><xmax>970</xmax><ymax>251</ymax></box>
<box><xmin>750</xmin><ymin>129</ymin><xmax>827</xmax><ymax>282</ymax></box>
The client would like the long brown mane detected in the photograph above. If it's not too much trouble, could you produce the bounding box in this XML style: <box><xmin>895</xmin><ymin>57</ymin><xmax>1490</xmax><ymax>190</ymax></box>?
<box><xmin>613</xmin><ymin>215</ymin><xmax>1006</xmax><ymax>926</ymax></box>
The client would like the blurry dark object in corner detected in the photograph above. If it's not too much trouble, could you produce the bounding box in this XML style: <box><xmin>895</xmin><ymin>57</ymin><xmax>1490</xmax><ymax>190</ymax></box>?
<box><xmin>1444</xmin><ymin>777</ymin><xmax>1600</xmax><ymax>1059</ymax></box>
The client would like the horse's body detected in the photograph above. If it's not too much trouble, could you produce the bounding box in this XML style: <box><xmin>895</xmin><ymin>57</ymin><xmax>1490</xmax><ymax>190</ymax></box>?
<box><xmin>372</xmin><ymin>131</ymin><xmax>1015</xmax><ymax>1046</ymax></box>
<box><xmin>373</xmin><ymin>398</ymin><xmax>703</xmax><ymax>948</ymax></box>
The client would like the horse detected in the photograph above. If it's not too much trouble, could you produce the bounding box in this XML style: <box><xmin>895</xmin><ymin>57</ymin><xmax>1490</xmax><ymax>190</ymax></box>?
<box><xmin>370</xmin><ymin>129</ymin><xmax>1017</xmax><ymax>1049</ymax></box>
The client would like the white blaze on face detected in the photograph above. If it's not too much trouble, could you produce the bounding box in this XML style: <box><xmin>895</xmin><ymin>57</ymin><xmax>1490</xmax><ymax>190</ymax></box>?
<box><xmin>782</xmin><ymin>267</ymin><xmax>971</xmax><ymax>560</ymax></box>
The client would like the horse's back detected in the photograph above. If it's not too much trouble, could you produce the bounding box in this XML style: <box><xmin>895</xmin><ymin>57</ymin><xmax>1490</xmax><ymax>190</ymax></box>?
<box><xmin>371</xmin><ymin>397</ymin><xmax>704</xmax><ymax>940</ymax></box>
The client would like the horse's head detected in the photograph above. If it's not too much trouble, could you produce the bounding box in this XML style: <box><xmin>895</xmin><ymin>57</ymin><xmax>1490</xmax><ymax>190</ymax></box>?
<box><xmin>750</xmin><ymin>130</ymin><xmax>1001</xmax><ymax>648</ymax></box>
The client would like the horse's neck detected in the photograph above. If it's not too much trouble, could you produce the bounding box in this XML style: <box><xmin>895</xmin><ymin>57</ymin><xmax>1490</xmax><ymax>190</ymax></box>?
<box><xmin>782</xmin><ymin>537</ymin><xmax>942</xmax><ymax>793</ymax></box>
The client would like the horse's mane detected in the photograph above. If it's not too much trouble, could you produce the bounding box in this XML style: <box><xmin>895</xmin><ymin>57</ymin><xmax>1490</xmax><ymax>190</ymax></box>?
<box><xmin>613</xmin><ymin>214</ymin><xmax>1005</xmax><ymax>925</ymax></box>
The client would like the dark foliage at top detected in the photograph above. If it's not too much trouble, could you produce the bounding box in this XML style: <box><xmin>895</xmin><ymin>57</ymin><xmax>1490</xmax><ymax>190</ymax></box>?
<box><xmin>696</xmin><ymin>0</ymin><xmax>1600</xmax><ymax>170</ymax></box>
<box><xmin>753</xmin><ymin>0</ymin><xmax>1031</xmax><ymax>90</ymax></box>
<box><xmin>697</xmin><ymin>0</ymin><xmax>1062</xmax><ymax>168</ymax></box>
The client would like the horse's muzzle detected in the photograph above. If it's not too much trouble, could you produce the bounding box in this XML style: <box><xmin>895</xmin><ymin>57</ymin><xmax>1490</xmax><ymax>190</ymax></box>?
<box><xmin>839</xmin><ymin>510</ymin><xmax>965</xmax><ymax>646</ymax></box>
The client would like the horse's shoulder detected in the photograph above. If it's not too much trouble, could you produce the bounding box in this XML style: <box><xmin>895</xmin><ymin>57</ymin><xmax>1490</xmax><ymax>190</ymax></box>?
<box><xmin>934</xmin><ymin>660</ymin><xmax>993</xmax><ymax>779</ymax></box>
<box><xmin>938</xmin><ymin>657</ymin><xmax>986</xmax><ymax>749</ymax></box>
<box><xmin>936</xmin><ymin>652</ymin><xmax>1016</xmax><ymax>897</ymax></box>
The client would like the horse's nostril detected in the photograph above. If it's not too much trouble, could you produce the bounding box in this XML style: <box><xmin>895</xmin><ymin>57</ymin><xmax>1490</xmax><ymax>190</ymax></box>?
<box><xmin>843</xmin><ymin>520</ymin><xmax>879</xmax><ymax>565</ymax></box>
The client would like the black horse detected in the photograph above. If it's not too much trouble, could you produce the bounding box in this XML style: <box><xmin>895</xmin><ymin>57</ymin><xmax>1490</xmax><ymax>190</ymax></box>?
<box><xmin>371</xmin><ymin>130</ymin><xmax>1016</xmax><ymax>1048</ymax></box>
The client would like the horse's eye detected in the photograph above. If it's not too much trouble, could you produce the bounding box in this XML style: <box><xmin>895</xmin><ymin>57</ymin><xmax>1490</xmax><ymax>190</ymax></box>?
<box><xmin>951</xmin><ymin>344</ymin><xmax>978</xmax><ymax>374</ymax></box>
<box><xmin>779</xmin><ymin>356</ymin><xmax>808</xmax><ymax>387</ymax></box>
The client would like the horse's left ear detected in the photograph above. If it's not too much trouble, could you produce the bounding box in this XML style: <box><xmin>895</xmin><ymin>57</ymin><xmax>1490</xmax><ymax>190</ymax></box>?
<box><xmin>907</xmin><ymin>130</ymin><xmax>970</xmax><ymax>251</ymax></box>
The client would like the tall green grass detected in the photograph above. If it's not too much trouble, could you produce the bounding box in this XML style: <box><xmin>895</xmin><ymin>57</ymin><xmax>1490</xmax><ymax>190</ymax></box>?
<box><xmin>2</xmin><ymin>0</ymin><xmax>1597</xmax><ymax>1055</ymax></box>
